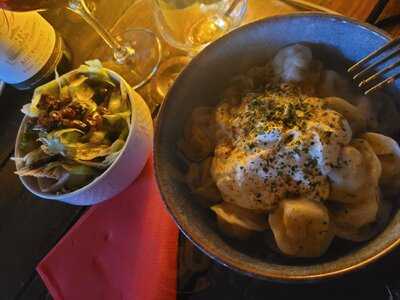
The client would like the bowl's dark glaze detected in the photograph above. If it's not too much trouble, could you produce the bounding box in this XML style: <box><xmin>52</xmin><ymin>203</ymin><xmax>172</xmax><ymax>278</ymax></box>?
<box><xmin>154</xmin><ymin>13</ymin><xmax>400</xmax><ymax>282</ymax></box>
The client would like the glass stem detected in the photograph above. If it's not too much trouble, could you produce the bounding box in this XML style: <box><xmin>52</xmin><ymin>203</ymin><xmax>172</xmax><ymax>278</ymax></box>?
<box><xmin>67</xmin><ymin>0</ymin><xmax>134</xmax><ymax>64</ymax></box>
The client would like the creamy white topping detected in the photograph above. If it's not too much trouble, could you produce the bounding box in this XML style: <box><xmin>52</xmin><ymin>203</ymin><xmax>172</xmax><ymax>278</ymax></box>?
<box><xmin>211</xmin><ymin>91</ymin><xmax>352</xmax><ymax>211</ymax></box>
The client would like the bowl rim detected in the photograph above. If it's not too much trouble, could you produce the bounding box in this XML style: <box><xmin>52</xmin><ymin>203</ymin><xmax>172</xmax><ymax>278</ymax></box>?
<box><xmin>154</xmin><ymin>12</ymin><xmax>399</xmax><ymax>282</ymax></box>
<box><xmin>15</xmin><ymin>68</ymin><xmax>140</xmax><ymax>200</ymax></box>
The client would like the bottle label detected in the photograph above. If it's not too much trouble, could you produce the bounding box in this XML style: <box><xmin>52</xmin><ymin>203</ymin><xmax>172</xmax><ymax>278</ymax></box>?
<box><xmin>0</xmin><ymin>11</ymin><xmax>56</xmax><ymax>84</ymax></box>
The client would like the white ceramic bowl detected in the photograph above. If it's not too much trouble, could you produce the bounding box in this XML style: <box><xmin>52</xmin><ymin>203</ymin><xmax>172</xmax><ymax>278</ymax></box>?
<box><xmin>15</xmin><ymin>68</ymin><xmax>153</xmax><ymax>205</ymax></box>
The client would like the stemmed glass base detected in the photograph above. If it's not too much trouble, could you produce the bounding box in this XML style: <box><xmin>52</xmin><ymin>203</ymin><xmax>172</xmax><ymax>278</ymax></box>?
<box><xmin>100</xmin><ymin>29</ymin><xmax>162</xmax><ymax>89</ymax></box>
<box><xmin>151</xmin><ymin>56</ymin><xmax>191</xmax><ymax>102</ymax></box>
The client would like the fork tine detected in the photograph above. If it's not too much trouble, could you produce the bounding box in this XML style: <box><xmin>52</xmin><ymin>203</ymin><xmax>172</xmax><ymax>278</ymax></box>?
<box><xmin>365</xmin><ymin>71</ymin><xmax>400</xmax><ymax>95</ymax></box>
<box><xmin>348</xmin><ymin>37</ymin><xmax>400</xmax><ymax>72</ymax></box>
<box><xmin>359</xmin><ymin>59</ymin><xmax>400</xmax><ymax>87</ymax></box>
<box><xmin>353</xmin><ymin>48</ymin><xmax>400</xmax><ymax>80</ymax></box>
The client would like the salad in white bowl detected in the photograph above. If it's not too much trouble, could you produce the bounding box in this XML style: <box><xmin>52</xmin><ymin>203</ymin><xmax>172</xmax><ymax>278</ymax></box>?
<box><xmin>14</xmin><ymin>61</ymin><xmax>153</xmax><ymax>205</ymax></box>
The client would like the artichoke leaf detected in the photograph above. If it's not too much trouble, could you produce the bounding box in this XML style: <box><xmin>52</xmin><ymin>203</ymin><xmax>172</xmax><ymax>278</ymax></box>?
<box><xmin>12</xmin><ymin>148</ymin><xmax>50</xmax><ymax>167</ymax></box>
<box><xmin>69</xmin><ymin>76</ymin><xmax>97</xmax><ymax>112</ymax></box>
<box><xmin>61</xmin><ymin>163</ymin><xmax>98</xmax><ymax>176</ymax></box>
<box><xmin>76</xmin><ymin>150</ymin><xmax>122</xmax><ymax>169</ymax></box>
<box><xmin>39</xmin><ymin>128</ymin><xmax>85</xmax><ymax>157</ymax></box>
<box><xmin>81</xmin><ymin>60</ymin><xmax>116</xmax><ymax>88</ymax></box>
<box><xmin>103</xmin><ymin>111</ymin><xmax>131</xmax><ymax>126</ymax></box>
<box><xmin>15</xmin><ymin>161</ymin><xmax>64</xmax><ymax>179</ymax></box>
<box><xmin>71</xmin><ymin>138</ymin><xmax>125</xmax><ymax>161</ymax></box>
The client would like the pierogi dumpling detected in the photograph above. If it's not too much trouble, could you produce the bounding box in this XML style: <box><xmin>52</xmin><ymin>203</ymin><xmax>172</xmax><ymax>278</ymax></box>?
<box><xmin>269</xmin><ymin>198</ymin><xmax>334</xmax><ymax>257</ymax></box>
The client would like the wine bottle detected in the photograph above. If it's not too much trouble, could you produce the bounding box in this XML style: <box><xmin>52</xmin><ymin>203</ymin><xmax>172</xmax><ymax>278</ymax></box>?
<box><xmin>0</xmin><ymin>10</ymin><xmax>72</xmax><ymax>90</ymax></box>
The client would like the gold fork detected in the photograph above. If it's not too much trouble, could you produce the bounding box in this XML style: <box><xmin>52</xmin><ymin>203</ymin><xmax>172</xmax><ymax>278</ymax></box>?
<box><xmin>348</xmin><ymin>37</ymin><xmax>400</xmax><ymax>95</ymax></box>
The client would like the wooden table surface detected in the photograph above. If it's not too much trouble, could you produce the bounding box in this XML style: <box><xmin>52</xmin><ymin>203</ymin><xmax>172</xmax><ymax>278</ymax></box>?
<box><xmin>2</xmin><ymin>1</ymin><xmax>400</xmax><ymax>299</ymax></box>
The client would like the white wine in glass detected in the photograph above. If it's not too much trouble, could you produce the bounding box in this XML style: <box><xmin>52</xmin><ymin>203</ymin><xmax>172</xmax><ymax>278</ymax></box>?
<box><xmin>153</xmin><ymin>0</ymin><xmax>247</xmax><ymax>54</ymax></box>
<box><xmin>0</xmin><ymin>0</ymin><xmax>162</xmax><ymax>89</ymax></box>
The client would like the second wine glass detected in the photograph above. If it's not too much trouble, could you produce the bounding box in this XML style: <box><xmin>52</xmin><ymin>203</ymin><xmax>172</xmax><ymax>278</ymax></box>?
<box><xmin>150</xmin><ymin>0</ymin><xmax>247</xmax><ymax>103</ymax></box>
<box><xmin>67</xmin><ymin>0</ymin><xmax>162</xmax><ymax>89</ymax></box>
<box><xmin>153</xmin><ymin>0</ymin><xmax>247</xmax><ymax>54</ymax></box>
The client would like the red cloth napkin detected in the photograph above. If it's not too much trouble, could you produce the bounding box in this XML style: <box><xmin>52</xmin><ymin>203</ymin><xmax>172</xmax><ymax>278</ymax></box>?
<box><xmin>37</xmin><ymin>158</ymin><xmax>179</xmax><ymax>300</ymax></box>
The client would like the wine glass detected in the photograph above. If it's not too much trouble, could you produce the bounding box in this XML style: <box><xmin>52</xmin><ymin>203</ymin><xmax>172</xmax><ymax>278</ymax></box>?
<box><xmin>153</xmin><ymin>0</ymin><xmax>247</xmax><ymax>54</ymax></box>
<box><xmin>68</xmin><ymin>0</ymin><xmax>161</xmax><ymax>89</ymax></box>
<box><xmin>151</xmin><ymin>0</ymin><xmax>247</xmax><ymax>101</ymax></box>
<box><xmin>0</xmin><ymin>0</ymin><xmax>162</xmax><ymax>89</ymax></box>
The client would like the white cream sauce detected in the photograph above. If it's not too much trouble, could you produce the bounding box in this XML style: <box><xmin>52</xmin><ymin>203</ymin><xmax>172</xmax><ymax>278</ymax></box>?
<box><xmin>211</xmin><ymin>91</ymin><xmax>352</xmax><ymax>211</ymax></box>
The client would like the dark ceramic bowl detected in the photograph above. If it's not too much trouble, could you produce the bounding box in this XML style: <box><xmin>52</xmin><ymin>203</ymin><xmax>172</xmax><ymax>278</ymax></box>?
<box><xmin>154</xmin><ymin>13</ymin><xmax>400</xmax><ymax>282</ymax></box>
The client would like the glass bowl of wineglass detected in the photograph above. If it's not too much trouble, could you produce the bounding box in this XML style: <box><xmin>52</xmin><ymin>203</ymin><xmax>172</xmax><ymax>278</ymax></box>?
<box><xmin>150</xmin><ymin>0</ymin><xmax>247</xmax><ymax>110</ymax></box>
<box><xmin>0</xmin><ymin>0</ymin><xmax>162</xmax><ymax>89</ymax></box>
<box><xmin>153</xmin><ymin>0</ymin><xmax>247</xmax><ymax>54</ymax></box>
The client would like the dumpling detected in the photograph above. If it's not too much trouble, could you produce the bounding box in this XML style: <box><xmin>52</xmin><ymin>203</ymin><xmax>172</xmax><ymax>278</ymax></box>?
<box><xmin>269</xmin><ymin>198</ymin><xmax>334</xmax><ymax>257</ymax></box>
<box><xmin>211</xmin><ymin>148</ymin><xmax>278</xmax><ymax>211</ymax></box>
<box><xmin>328</xmin><ymin>139</ymin><xmax>383</xmax><ymax>241</ymax></box>
<box><xmin>374</xmin><ymin>93</ymin><xmax>400</xmax><ymax>136</ymax></box>
<box><xmin>329</xmin><ymin>186</ymin><xmax>379</xmax><ymax>229</ymax></box>
<box><xmin>328</xmin><ymin>145</ymin><xmax>364</xmax><ymax>196</ymax></box>
<box><xmin>353</xmin><ymin>96</ymin><xmax>379</xmax><ymax>130</ymax></box>
<box><xmin>307</xmin><ymin>109</ymin><xmax>353</xmax><ymax>175</ymax></box>
<box><xmin>328</xmin><ymin>187</ymin><xmax>381</xmax><ymax>241</ymax></box>
<box><xmin>362</xmin><ymin>132</ymin><xmax>400</xmax><ymax>183</ymax></box>
<box><xmin>362</xmin><ymin>132</ymin><xmax>400</xmax><ymax>156</ymax></box>
<box><xmin>185</xmin><ymin>157</ymin><xmax>221</xmax><ymax>206</ymax></box>
<box><xmin>211</xmin><ymin>202</ymin><xmax>268</xmax><ymax>240</ymax></box>
<box><xmin>215</xmin><ymin>102</ymin><xmax>236</xmax><ymax>142</ymax></box>
<box><xmin>351</xmin><ymin>94</ymin><xmax>400</xmax><ymax>135</ymax></box>
<box><xmin>178</xmin><ymin>107</ymin><xmax>215</xmax><ymax>161</ymax></box>
<box><xmin>272</xmin><ymin>44</ymin><xmax>312</xmax><ymax>83</ymax></box>
<box><xmin>380</xmin><ymin>172</ymin><xmax>400</xmax><ymax>198</ymax></box>
<box><xmin>222</xmin><ymin>75</ymin><xmax>255</xmax><ymax>104</ymax></box>
<box><xmin>328</xmin><ymin>138</ymin><xmax>381</xmax><ymax>203</ymax></box>
<box><xmin>323</xmin><ymin>97</ymin><xmax>367</xmax><ymax>136</ymax></box>
<box><xmin>331</xmin><ymin>194</ymin><xmax>391</xmax><ymax>242</ymax></box>
<box><xmin>318</xmin><ymin>70</ymin><xmax>353</xmax><ymax>99</ymax></box>
<box><xmin>246</xmin><ymin>65</ymin><xmax>268</xmax><ymax>89</ymax></box>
